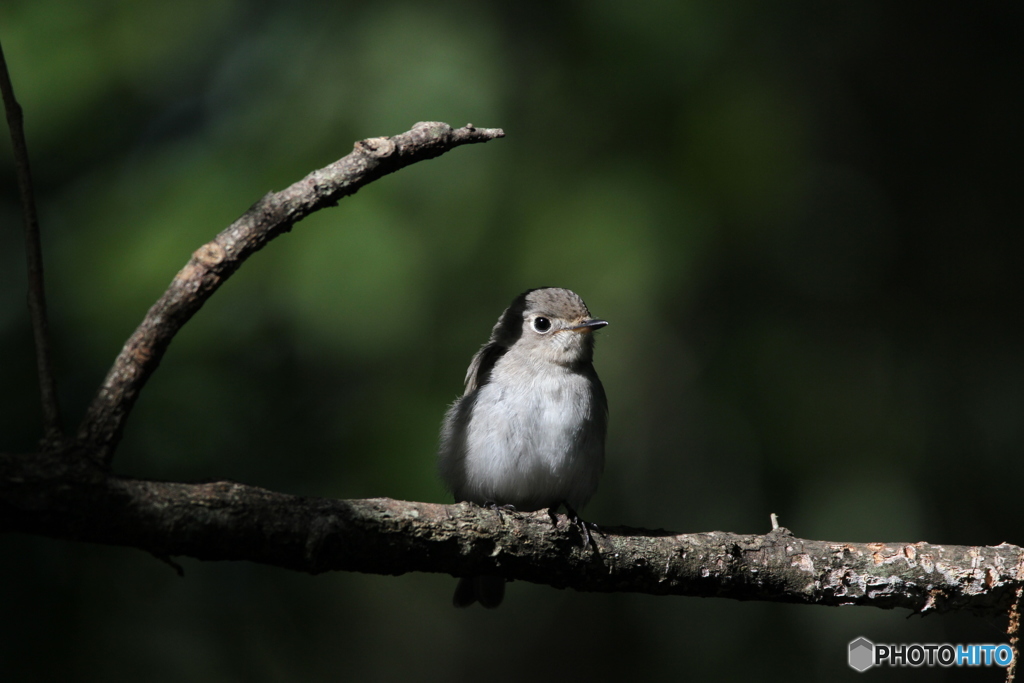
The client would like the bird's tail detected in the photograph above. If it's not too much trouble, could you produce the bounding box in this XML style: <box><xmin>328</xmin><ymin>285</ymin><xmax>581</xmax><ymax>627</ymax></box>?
<box><xmin>453</xmin><ymin>575</ymin><xmax>505</xmax><ymax>608</ymax></box>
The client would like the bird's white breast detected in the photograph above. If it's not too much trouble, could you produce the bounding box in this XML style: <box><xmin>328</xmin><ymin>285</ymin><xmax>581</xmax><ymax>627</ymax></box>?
<box><xmin>458</xmin><ymin>356</ymin><xmax>603</xmax><ymax>511</ymax></box>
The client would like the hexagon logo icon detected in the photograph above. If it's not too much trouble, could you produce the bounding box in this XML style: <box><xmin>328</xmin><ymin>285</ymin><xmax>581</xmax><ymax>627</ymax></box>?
<box><xmin>849</xmin><ymin>637</ymin><xmax>874</xmax><ymax>672</ymax></box>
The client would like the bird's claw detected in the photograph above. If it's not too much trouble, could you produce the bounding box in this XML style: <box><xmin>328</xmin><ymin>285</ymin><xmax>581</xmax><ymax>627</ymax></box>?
<box><xmin>551</xmin><ymin>502</ymin><xmax>600</xmax><ymax>552</ymax></box>
<box><xmin>483</xmin><ymin>502</ymin><xmax>517</xmax><ymax>511</ymax></box>
<box><xmin>482</xmin><ymin>501</ymin><xmax>517</xmax><ymax>524</ymax></box>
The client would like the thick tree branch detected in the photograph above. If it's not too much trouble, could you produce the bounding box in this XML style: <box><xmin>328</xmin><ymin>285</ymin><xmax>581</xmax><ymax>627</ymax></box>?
<box><xmin>1</xmin><ymin>450</ymin><xmax>1021</xmax><ymax>616</ymax></box>
<box><xmin>74</xmin><ymin>122</ymin><xmax>504</xmax><ymax>465</ymax></box>
<box><xmin>0</xmin><ymin>40</ymin><xmax>62</xmax><ymax>447</ymax></box>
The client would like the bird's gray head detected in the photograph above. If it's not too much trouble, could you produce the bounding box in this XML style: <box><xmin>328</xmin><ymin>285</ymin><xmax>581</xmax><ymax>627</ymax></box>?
<box><xmin>488</xmin><ymin>287</ymin><xmax>608</xmax><ymax>366</ymax></box>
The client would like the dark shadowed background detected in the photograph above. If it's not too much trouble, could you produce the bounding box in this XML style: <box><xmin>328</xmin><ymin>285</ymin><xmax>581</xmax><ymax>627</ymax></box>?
<box><xmin>1</xmin><ymin>1</ymin><xmax>1021</xmax><ymax>681</ymax></box>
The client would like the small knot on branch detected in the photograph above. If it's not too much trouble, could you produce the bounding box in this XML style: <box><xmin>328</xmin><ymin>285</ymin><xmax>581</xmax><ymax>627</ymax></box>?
<box><xmin>131</xmin><ymin>342</ymin><xmax>153</xmax><ymax>364</ymax></box>
<box><xmin>354</xmin><ymin>136</ymin><xmax>396</xmax><ymax>158</ymax></box>
<box><xmin>194</xmin><ymin>242</ymin><xmax>226</xmax><ymax>267</ymax></box>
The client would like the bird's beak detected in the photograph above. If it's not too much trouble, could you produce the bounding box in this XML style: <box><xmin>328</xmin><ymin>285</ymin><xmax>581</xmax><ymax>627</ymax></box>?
<box><xmin>569</xmin><ymin>319</ymin><xmax>609</xmax><ymax>334</ymax></box>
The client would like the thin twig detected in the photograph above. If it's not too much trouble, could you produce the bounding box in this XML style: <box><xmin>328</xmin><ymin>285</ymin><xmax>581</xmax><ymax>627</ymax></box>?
<box><xmin>1007</xmin><ymin>588</ymin><xmax>1022</xmax><ymax>683</ymax></box>
<box><xmin>74</xmin><ymin>122</ymin><xmax>503</xmax><ymax>465</ymax></box>
<box><xmin>1005</xmin><ymin>552</ymin><xmax>1024</xmax><ymax>683</ymax></box>
<box><xmin>0</xmin><ymin>40</ymin><xmax>62</xmax><ymax>448</ymax></box>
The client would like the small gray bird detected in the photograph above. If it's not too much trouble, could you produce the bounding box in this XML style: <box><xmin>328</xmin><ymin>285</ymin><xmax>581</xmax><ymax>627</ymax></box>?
<box><xmin>438</xmin><ymin>287</ymin><xmax>608</xmax><ymax>608</ymax></box>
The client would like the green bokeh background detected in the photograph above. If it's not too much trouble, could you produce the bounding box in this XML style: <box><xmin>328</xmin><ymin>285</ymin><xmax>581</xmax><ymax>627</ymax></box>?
<box><xmin>1</xmin><ymin>2</ymin><xmax>1021</xmax><ymax>681</ymax></box>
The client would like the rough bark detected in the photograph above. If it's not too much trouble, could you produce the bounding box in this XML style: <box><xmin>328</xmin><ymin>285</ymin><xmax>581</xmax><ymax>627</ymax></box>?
<box><xmin>1</xmin><ymin>450</ymin><xmax>1021</xmax><ymax>616</ymax></box>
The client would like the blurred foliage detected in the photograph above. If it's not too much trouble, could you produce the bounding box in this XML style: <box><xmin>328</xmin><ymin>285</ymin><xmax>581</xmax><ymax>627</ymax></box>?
<box><xmin>1</xmin><ymin>1</ymin><xmax>1022</xmax><ymax>681</ymax></box>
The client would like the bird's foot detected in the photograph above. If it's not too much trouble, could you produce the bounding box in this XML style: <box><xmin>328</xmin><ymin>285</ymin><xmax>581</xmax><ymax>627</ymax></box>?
<box><xmin>483</xmin><ymin>501</ymin><xmax>518</xmax><ymax>512</ymax></box>
<box><xmin>482</xmin><ymin>501</ymin><xmax>517</xmax><ymax>524</ymax></box>
<box><xmin>551</xmin><ymin>502</ymin><xmax>600</xmax><ymax>552</ymax></box>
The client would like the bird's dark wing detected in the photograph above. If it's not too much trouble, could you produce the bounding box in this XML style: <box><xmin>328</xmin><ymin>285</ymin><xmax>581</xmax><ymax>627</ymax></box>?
<box><xmin>464</xmin><ymin>342</ymin><xmax>507</xmax><ymax>395</ymax></box>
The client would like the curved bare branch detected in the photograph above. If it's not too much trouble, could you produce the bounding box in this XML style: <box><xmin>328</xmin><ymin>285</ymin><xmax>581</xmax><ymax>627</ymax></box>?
<box><xmin>74</xmin><ymin>122</ymin><xmax>504</xmax><ymax>464</ymax></box>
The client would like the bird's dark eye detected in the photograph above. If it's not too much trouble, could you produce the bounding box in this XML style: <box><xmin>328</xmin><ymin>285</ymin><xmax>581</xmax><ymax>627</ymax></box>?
<box><xmin>533</xmin><ymin>316</ymin><xmax>551</xmax><ymax>333</ymax></box>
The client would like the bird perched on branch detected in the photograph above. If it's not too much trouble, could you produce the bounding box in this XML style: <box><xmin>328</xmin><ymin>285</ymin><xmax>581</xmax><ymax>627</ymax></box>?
<box><xmin>438</xmin><ymin>287</ymin><xmax>609</xmax><ymax>608</ymax></box>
